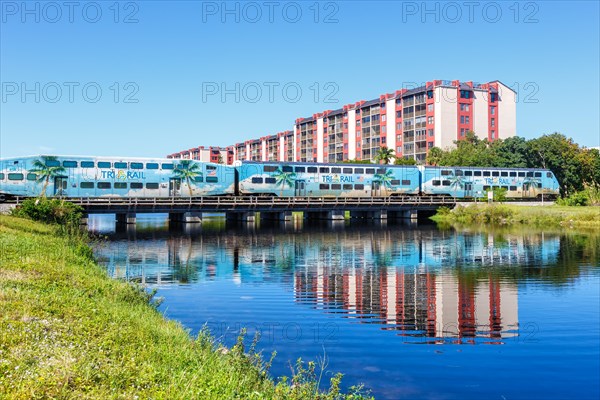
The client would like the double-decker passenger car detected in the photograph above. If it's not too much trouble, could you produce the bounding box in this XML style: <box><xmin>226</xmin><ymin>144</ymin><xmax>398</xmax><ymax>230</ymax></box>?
<box><xmin>0</xmin><ymin>155</ymin><xmax>235</xmax><ymax>199</ymax></box>
<box><xmin>237</xmin><ymin>161</ymin><xmax>421</xmax><ymax>197</ymax></box>
<box><xmin>420</xmin><ymin>166</ymin><xmax>560</xmax><ymax>199</ymax></box>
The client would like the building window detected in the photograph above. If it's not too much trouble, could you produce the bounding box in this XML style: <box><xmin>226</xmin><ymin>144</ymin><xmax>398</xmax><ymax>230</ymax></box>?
<box><xmin>428</xmin><ymin>104</ymin><xmax>433</xmax><ymax>112</ymax></box>
<box><xmin>427</xmin><ymin>90</ymin><xmax>433</xmax><ymax>99</ymax></box>
<box><xmin>465</xmin><ymin>116</ymin><xmax>470</xmax><ymax>124</ymax></box>
<box><xmin>428</xmin><ymin>129</ymin><xmax>434</xmax><ymax>137</ymax></box>
<box><xmin>490</xmin><ymin>106</ymin><xmax>496</xmax><ymax>115</ymax></box>
<box><xmin>460</xmin><ymin>116</ymin><xmax>465</xmax><ymax>124</ymax></box>
<box><xmin>491</xmin><ymin>131</ymin><xmax>496</xmax><ymax>139</ymax></box>
<box><xmin>427</xmin><ymin>116</ymin><xmax>433</xmax><ymax>124</ymax></box>
<box><xmin>491</xmin><ymin>118</ymin><xmax>495</xmax><ymax>127</ymax></box>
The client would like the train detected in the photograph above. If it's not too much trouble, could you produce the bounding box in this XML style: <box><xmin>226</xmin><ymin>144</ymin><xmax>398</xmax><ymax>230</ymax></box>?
<box><xmin>0</xmin><ymin>155</ymin><xmax>561</xmax><ymax>201</ymax></box>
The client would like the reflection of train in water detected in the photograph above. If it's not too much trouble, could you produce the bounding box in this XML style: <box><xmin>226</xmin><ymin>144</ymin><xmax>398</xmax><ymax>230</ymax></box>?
<box><xmin>97</xmin><ymin>228</ymin><xmax>562</xmax><ymax>343</ymax></box>
<box><xmin>0</xmin><ymin>155</ymin><xmax>560</xmax><ymax>200</ymax></box>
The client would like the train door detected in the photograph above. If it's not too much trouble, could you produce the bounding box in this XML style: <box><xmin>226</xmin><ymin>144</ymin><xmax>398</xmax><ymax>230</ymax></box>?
<box><xmin>464</xmin><ymin>183</ymin><xmax>473</xmax><ymax>198</ymax></box>
<box><xmin>54</xmin><ymin>176</ymin><xmax>68</xmax><ymax>197</ymax></box>
<box><xmin>371</xmin><ymin>182</ymin><xmax>381</xmax><ymax>197</ymax></box>
<box><xmin>295</xmin><ymin>180</ymin><xmax>306</xmax><ymax>196</ymax></box>
<box><xmin>169</xmin><ymin>178</ymin><xmax>181</xmax><ymax>197</ymax></box>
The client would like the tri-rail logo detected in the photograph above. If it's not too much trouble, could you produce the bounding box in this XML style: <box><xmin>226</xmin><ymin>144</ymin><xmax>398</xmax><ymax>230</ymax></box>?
<box><xmin>322</xmin><ymin>175</ymin><xmax>359</xmax><ymax>183</ymax></box>
<box><xmin>100</xmin><ymin>170</ymin><xmax>146</xmax><ymax>180</ymax></box>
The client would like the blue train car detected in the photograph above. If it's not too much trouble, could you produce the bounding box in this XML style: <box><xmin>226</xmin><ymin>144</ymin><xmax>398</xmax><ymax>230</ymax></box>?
<box><xmin>0</xmin><ymin>155</ymin><xmax>235</xmax><ymax>199</ymax></box>
<box><xmin>237</xmin><ymin>161</ymin><xmax>421</xmax><ymax>197</ymax></box>
<box><xmin>419</xmin><ymin>166</ymin><xmax>560</xmax><ymax>199</ymax></box>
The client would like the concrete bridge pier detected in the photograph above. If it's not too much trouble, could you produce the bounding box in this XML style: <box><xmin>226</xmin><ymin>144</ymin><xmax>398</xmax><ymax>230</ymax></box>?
<box><xmin>116</xmin><ymin>212</ymin><xmax>136</xmax><ymax>224</ymax></box>
<box><xmin>260</xmin><ymin>211</ymin><xmax>293</xmax><ymax>221</ymax></box>
<box><xmin>305</xmin><ymin>210</ymin><xmax>345</xmax><ymax>220</ymax></box>
<box><xmin>169</xmin><ymin>212</ymin><xmax>203</xmax><ymax>223</ymax></box>
<box><xmin>226</xmin><ymin>211</ymin><xmax>257</xmax><ymax>222</ymax></box>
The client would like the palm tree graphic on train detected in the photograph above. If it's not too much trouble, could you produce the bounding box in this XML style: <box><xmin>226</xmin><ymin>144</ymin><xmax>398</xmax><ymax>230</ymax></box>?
<box><xmin>373</xmin><ymin>169</ymin><xmax>394</xmax><ymax>191</ymax></box>
<box><xmin>172</xmin><ymin>160</ymin><xmax>203</xmax><ymax>196</ymax></box>
<box><xmin>273</xmin><ymin>167</ymin><xmax>296</xmax><ymax>196</ymax></box>
<box><xmin>523</xmin><ymin>176</ymin><xmax>542</xmax><ymax>194</ymax></box>
<box><xmin>29</xmin><ymin>156</ymin><xmax>66</xmax><ymax>196</ymax></box>
<box><xmin>449</xmin><ymin>175</ymin><xmax>466</xmax><ymax>191</ymax></box>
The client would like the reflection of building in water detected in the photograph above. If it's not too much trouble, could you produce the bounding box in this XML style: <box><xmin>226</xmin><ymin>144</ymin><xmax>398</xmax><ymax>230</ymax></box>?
<box><xmin>295</xmin><ymin>269</ymin><xmax>519</xmax><ymax>343</ymax></box>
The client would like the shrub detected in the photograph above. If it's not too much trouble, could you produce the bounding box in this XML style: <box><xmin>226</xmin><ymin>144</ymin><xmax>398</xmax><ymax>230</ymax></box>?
<box><xmin>557</xmin><ymin>191</ymin><xmax>590</xmax><ymax>206</ymax></box>
<box><xmin>11</xmin><ymin>198</ymin><xmax>84</xmax><ymax>228</ymax></box>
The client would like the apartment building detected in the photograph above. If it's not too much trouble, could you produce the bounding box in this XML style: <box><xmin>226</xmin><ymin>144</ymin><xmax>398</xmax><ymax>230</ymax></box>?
<box><xmin>169</xmin><ymin>80</ymin><xmax>516</xmax><ymax>165</ymax></box>
<box><xmin>167</xmin><ymin>146</ymin><xmax>233</xmax><ymax>164</ymax></box>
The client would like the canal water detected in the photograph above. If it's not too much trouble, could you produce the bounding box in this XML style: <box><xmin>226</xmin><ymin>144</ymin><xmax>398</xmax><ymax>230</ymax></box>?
<box><xmin>90</xmin><ymin>215</ymin><xmax>600</xmax><ymax>400</ymax></box>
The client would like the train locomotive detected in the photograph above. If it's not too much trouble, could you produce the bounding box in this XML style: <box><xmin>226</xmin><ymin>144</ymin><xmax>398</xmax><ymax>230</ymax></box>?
<box><xmin>0</xmin><ymin>155</ymin><xmax>560</xmax><ymax>201</ymax></box>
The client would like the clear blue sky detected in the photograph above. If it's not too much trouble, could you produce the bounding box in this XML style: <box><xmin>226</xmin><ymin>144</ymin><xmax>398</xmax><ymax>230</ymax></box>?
<box><xmin>1</xmin><ymin>0</ymin><xmax>599</xmax><ymax>158</ymax></box>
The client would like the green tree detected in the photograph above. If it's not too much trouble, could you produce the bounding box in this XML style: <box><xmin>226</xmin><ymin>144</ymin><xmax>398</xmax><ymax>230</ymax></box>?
<box><xmin>273</xmin><ymin>167</ymin><xmax>296</xmax><ymax>196</ymax></box>
<box><xmin>341</xmin><ymin>159</ymin><xmax>372</xmax><ymax>164</ymax></box>
<box><xmin>374</xmin><ymin>146</ymin><xmax>395</xmax><ymax>165</ymax></box>
<box><xmin>426</xmin><ymin>147</ymin><xmax>444</xmax><ymax>166</ymax></box>
<box><xmin>172</xmin><ymin>160</ymin><xmax>203</xmax><ymax>196</ymax></box>
<box><xmin>29</xmin><ymin>156</ymin><xmax>66</xmax><ymax>197</ymax></box>
<box><xmin>394</xmin><ymin>157</ymin><xmax>417</xmax><ymax>165</ymax></box>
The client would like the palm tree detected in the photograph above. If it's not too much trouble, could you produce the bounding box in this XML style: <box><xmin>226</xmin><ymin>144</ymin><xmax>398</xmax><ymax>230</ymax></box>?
<box><xmin>29</xmin><ymin>156</ymin><xmax>66</xmax><ymax>197</ymax></box>
<box><xmin>273</xmin><ymin>167</ymin><xmax>296</xmax><ymax>196</ymax></box>
<box><xmin>523</xmin><ymin>176</ymin><xmax>542</xmax><ymax>193</ymax></box>
<box><xmin>449</xmin><ymin>175</ymin><xmax>465</xmax><ymax>191</ymax></box>
<box><xmin>172</xmin><ymin>160</ymin><xmax>203</xmax><ymax>196</ymax></box>
<box><xmin>426</xmin><ymin>147</ymin><xmax>444</xmax><ymax>166</ymax></box>
<box><xmin>374</xmin><ymin>146</ymin><xmax>395</xmax><ymax>165</ymax></box>
<box><xmin>373</xmin><ymin>169</ymin><xmax>394</xmax><ymax>189</ymax></box>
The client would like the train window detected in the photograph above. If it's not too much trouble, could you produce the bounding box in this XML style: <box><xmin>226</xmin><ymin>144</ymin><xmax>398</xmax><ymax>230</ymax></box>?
<box><xmin>502</xmin><ymin>186</ymin><xmax>509</xmax><ymax>190</ymax></box>
<box><xmin>331</xmin><ymin>167</ymin><xmax>341</xmax><ymax>173</ymax></box>
<box><xmin>343</xmin><ymin>184</ymin><xmax>353</xmax><ymax>190</ymax></box>
<box><xmin>483</xmin><ymin>171</ymin><xmax>490</xmax><ymax>177</ymax></box>
<box><xmin>534</xmin><ymin>172</ymin><xmax>542</xmax><ymax>178</ymax></box>
<box><xmin>8</xmin><ymin>173</ymin><xmax>23</xmax><ymax>180</ymax></box>
<box><xmin>518</xmin><ymin>172</ymin><xmax>525</xmax><ymax>177</ymax></box>
<box><xmin>295</xmin><ymin>167</ymin><xmax>305</xmax><ymax>173</ymax></box>
<box><xmin>509</xmin><ymin>172</ymin><xmax>517</xmax><ymax>177</ymax></box>
<box><xmin>265</xmin><ymin>178</ymin><xmax>276</xmax><ymax>184</ymax></box>
<box><xmin>464</xmin><ymin>171</ymin><xmax>473</xmax><ymax>176</ymax></box>
<box><xmin>455</xmin><ymin>170</ymin><xmax>463</xmax><ymax>176</ymax></box>
<box><xmin>320</xmin><ymin>167</ymin><xmax>330</xmax><ymax>173</ymax></box>
<box><xmin>114</xmin><ymin>162</ymin><xmax>127</xmax><ymax>169</ymax></box>
<box><xmin>547</xmin><ymin>172</ymin><xmax>553</xmax><ymax>178</ymax></box>
<box><xmin>131</xmin><ymin>163</ymin><xmax>143</xmax><ymax>169</ymax></box>
<box><xmin>97</xmin><ymin>182</ymin><xmax>111</xmax><ymax>189</ymax></box>
<box><xmin>114</xmin><ymin>182</ymin><xmax>127</xmax><ymax>189</ymax></box>
<box><xmin>354</xmin><ymin>168</ymin><xmax>364</xmax><ymax>174</ymax></box>
<box><xmin>26</xmin><ymin>173</ymin><xmax>37</xmax><ymax>181</ymax></box>
<box><xmin>264</xmin><ymin>165</ymin><xmax>278</xmax><ymax>172</ymax></box>
<box><xmin>510</xmin><ymin>186</ymin><xmax>517</xmax><ymax>191</ymax></box>
<box><xmin>391</xmin><ymin>180</ymin><xmax>400</xmax><ymax>185</ymax></box>
<box><xmin>161</xmin><ymin>163</ymin><xmax>174</xmax><ymax>170</ymax></box>
<box><xmin>474</xmin><ymin>171</ymin><xmax>482</xmax><ymax>177</ymax></box>
<box><xmin>80</xmin><ymin>182</ymin><xmax>94</xmax><ymax>189</ymax></box>
<box><xmin>81</xmin><ymin>161</ymin><xmax>94</xmax><ymax>168</ymax></box>
<box><xmin>432</xmin><ymin>180</ymin><xmax>440</xmax><ymax>186</ymax></box>
<box><xmin>442</xmin><ymin>180</ymin><xmax>450</xmax><ymax>186</ymax></box>
<box><xmin>130</xmin><ymin>183</ymin><xmax>143</xmax><ymax>189</ymax></box>
<box><xmin>365</xmin><ymin>168</ymin><xmax>375</xmax><ymax>174</ymax></box>
<box><xmin>307</xmin><ymin>167</ymin><xmax>318</xmax><ymax>173</ymax></box>
<box><xmin>483</xmin><ymin>185</ymin><xmax>490</xmax><ymax>191</ymax></box>
<box><xmin>492</xmin><ymin>171</ymin><xmax>499</xmax><ymax>177</ymax></box>
<box><xmin>46</xmin><ymin>160</ymin><xmax>60</xmax><ymax>167</ymax></box>
<box><xmin>146</xmin><ymin>183</ymin><xmax>159</xmax><ymax>189</ymax></box>
<box><xmin>0</xmin><ymin>173</ymin><xmax>4</xmax><ymax>180</ymax></box>
<box><xmin>98</xmin><ymin>161</ymin><xmax>111</xmax><ymax>168</ymax></box>
<box><xmin>343</xmin><ymin>168</ymin><xmax>353</xmax><ymax>174</ymax></box>
<box><xmin>282</xmin><ymin>166</ymin><xmax>293</xmax><ymax>173</ymax></box>
<box><xmin>206</xmin><ymin>177</ymin><xmax>218</xmax><ymax>183</ymax></box>
<box><xmin>402</xmin><ymin>180</ymin><xmax>411</xmax><ymax>185</ymax></box>
<box><xmin>441</xmin><ymin>170</ymin><xmax>452</xmax><ymax>176</ymax></box>
<box><xmin>376</xmin><ymin>168</ymin><xmax>386</xmax><ymax>174</ymax></box>
<box><xmin>320</xmin><ymin>184</ymin><xmax>330</xmax><ymax>190</ymax></box>
<box><xmin>526</xmin><ymin>172</ymin><xmax>533</xmax><ymax>177</ymax></box>
<box><xmin>501</xmin><ymin>172</ymin><xmax>508</xmax><ymax>177</ymax></box>
<box><xmin>193</xmin><ymin>176</ymin><xmax>203</xmax><ymax>182</ymax></box>
<box><xmin>251</xmin><ymin>177</ymin><xmax>264</xmax><ymax>184</ymax></box>
<box><xmin>63</xmin><ymin>161</ymin><xmax>77</xmax><ymax>168</ymax></box>
<box><xmin>331</xmin><ymin>184</ymin><xmax>341</xmax><ymax>190</ymax></box>
<box><xmin>146</xmin><ymin>163</ymin><xmax>159</xmax><ymax>170</ymax></box>
<box><xmin>355</xmin><ymin>184</ymin><xmax>364</xmax><ymax>190</ymax></box>
<box><xmin>206</xmin><ymin>165</ymin><xmax>216</xmax><ymax>170</ymax></box>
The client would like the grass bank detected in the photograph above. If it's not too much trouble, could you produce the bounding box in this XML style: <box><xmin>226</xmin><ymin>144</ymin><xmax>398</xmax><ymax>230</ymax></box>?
<box><xmin>431</xmin><ymin>204</ymin><xmax>600</xmax><ymax>230</ymax></box>
<box><xmin>0</xmin><ymin>215</ymin><xmax>369</xmax><ymax>399</ymax></box>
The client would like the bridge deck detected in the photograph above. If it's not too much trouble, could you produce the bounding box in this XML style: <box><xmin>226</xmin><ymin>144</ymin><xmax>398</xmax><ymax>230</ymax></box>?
<box><xmin>14</xmin><ymin>196</ymin><xmax>456</xmax><ymax>214</ymax></box>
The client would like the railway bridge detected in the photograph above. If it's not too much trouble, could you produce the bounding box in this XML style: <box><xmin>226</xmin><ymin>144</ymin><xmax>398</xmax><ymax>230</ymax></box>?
<box><xmin>13</xmin><ymin>195</ymin><xmax>457</xmax><ymax>224</ymax></box>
